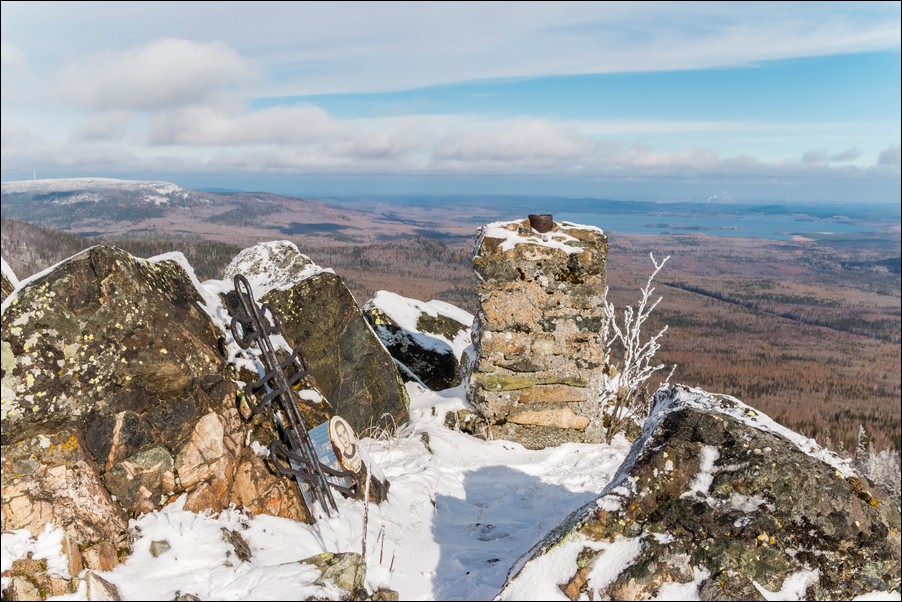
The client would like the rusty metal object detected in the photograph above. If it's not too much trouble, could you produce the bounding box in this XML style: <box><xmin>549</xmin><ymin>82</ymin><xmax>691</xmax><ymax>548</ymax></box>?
<box><xmin>230</xmin><ymin>274</ymin><xmax>356</xmax><ymax>519</ymax></box>
<box><xmin>528</xmin><ymin>214</ymin><xmax>554</xmax><ymax>233</ymax></box>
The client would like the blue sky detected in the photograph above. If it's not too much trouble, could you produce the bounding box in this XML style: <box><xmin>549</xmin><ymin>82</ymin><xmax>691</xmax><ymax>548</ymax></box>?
<box><xmin>1</xmin><ymin>1</ymin><xmax>900</xmax><ymax>203</ymax></box>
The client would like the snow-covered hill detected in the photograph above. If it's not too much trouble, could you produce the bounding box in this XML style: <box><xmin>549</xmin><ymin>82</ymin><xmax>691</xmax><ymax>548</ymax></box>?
<box><xmin>1</xmin><ymin>177</ymin><xmax>208</xmax><ymax>206</ymax></box>
<box><xmin>3</xmin><ymin>177</ymin><xmax>184</xmax><ymax>194</ymax></box>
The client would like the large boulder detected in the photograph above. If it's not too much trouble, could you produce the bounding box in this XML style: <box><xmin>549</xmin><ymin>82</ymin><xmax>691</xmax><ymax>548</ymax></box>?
<box><xmin>223</xmin><ymin>241</ymin><xmax>409</xmax><ymax>434</ymax></box>
<box><xmin>1</xmin><ymin>245</ymin><xmax>309</xmax><ymax>563</ymax></box>
<box><xmin>363</xmin><ymin>290</ymin><xmax>473</xmax><ymax>390</ymax></box>
<box><xmin>500</xmin><ymin>385</ymin><xmax>900</xmax><ymax>601</ymax></box>
<box><xmin>2</xmin><ymin>256</ymin><xmax>18</xmax><ymax>303</ymax></box>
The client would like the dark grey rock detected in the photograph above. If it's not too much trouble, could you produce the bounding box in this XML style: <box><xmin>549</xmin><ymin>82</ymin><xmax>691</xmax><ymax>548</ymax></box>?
<box><xmin>502</xmin><ymin>385</ymin><xmax>901</xmax><ymax>601</ymax></box>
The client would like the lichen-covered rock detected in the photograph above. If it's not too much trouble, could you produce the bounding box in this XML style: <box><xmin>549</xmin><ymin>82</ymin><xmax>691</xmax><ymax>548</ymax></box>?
<box><xmin>363</xmin><ymin>290</ymin><xmax>473</xmax><ymax>390</ymax></box>
<box><xmin>1</xmin><ymin>246</ymin><xmax>251</xmax><ymax>547</ymax></box>
<box><xmin>2</xmin><ymin>256</ymin><xmax>18</xmax><ymax>303</ymax></box>
<box><xmin>265</xmin><ymin>270</ymin><xmax>410</xmax><ymax>434</ymax></box>
<box><xmin>223</xmin><ymin>241</ymin><xmax>409</xmax><ymax>434</ymax></box>
<box><xmin>302</xmin><ymin>551</ymin><xmax>367</xmax><ymax>597</ymax></box>
<box><xmin>467</xmin><ymin>218</ymin><xmax>608</xmax><ymax>449</ymax></box>
<box><xmin>500</xmin><ymin>386</ymin><xmax>901</xmax><ymax>601</ymax></box>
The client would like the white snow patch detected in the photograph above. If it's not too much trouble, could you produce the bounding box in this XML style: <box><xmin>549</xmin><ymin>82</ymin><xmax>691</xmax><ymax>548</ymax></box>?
<box><xmin>366</xmin><ymin>290</ymin><xmax>474</xmax><ymax>360</ymax></box>
<box><xmin>0</xmin><ymin>524</ymin><xmax>70</xmax><ymax>577</ymax></box>
<box><xmin>753</xmin><ymin>568</ymin><xmax>820</xmax><ymax>601</ymax></box>
<box><xmin>250</xmin><ymin>440</ymin><xmax>270</xmax><ymax>459</ymax></box>
<box><xmin>729</xmin><ymin>493</ymin><xmax>769</xmax><ymax>513</ymax></box>
<box><xmin>495</xmin><ymin>537</ymin><xmax>586</xmax><ymax>601</ymax></box>
<box><xmin>476</xmin><ymin>219</ymin><xmax>603</xmax><ymax>257</ymax></box>
<box><xmin>1</xmin><ymin>177</ymin><xmax>185</xmax><ymax>194</ymax></box>
<box><xmin>297</xmin><ymin>389</ymin><xmax>324</xmax><ymax>404</ymax></box>
<box><xmin>98</xmin><ymin>496</ymin><xmax>342</xmax><ymax>601</ymax></box>
<box><xmin>584</xmin><ymin>536</ymin><xmax>645</xmax><ymax>594</ymax></box>
<box><xmin>651</xmin><ymin>532</ymin><xmax>675</xmax><ymax>545</ymax></box>
<box><xmin>681</xmin><ymin>445</ymin><xmax>719</xmax><ymax>498</ymax></box>
<box><xmin>222</xmin><ymin>240</ymin><xmax>332</xmax><ymax>296</ymax></box>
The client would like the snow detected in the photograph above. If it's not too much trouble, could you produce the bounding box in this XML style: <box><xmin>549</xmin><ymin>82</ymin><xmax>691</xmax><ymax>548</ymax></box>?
<box><xmin>495</xmin><ymin>536</ymin><xmax>586</xmax><ymax>601</ymax></box>
<box><xmin>476</xmin><ymin>218</ymin><xmax>603</xmax><ymax>257</ymax></box>
<box><xmin>1</xmin><ymin>524</ymin><xmax>69</xmax><ymax>577</ymax></box>
<box><xmin>0</xmin><ymin>247</ymin><xmax>891</xmax><ymax>601</ymax></box>
<box><xmin>753</xmin><ymin>569</ymin><xmax>820</xmax><ymax>601</ymax></box>
<box><xmin>584</xmin><ymin>536</ymin><xmax>645</xmax><ymax>594</ymax></box>
<box><xmin>222</xmin><ymin>240</ymin><xmax>333</xmax><ymax>296</ymax></box>
<box><xmin>0</xmin><ymin>383</ymin><xmax>629</xmax><ymax>601</ymax></box>
<box><xmin>367</xmin><ymin>290</ymin><xmax>474</xmax><ymax>360</ymax></box>
<box><xmin>729</xmin><ymin>493</ymin><xmax>769</xmax><ymax>513</ymax></box>
<box><xmin>1</xmin><ymin>177</ymin><xmax>185</xmax><ymax>195</ymax></box>
<box><xmin>681</xmin><ymin>445</ymin><xmax>720</xmax><ymax>499</ymax></box>
<box><xmin>0</xmin><ymin>178</ymin><xmax>200</xmax><ymax>206</ymax></box>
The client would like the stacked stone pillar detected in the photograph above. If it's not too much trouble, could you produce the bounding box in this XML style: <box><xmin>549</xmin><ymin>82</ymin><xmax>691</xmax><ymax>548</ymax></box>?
<box><xmin>467</xmin><ymin>217</ymin><xmax>608</xmax><ymax>449</ymax></box>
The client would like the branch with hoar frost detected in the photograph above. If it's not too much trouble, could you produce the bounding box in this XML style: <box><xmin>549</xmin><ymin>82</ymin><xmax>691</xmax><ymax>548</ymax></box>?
<box><xmin>599</xmin><ymin>252</ymin><xmax>675</xmax><ymax>444</ymax></box>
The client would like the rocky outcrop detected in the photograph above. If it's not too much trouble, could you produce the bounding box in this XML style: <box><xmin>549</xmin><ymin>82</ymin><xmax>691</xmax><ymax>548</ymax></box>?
<box><xmin>1</xmin><ymin>429</ymin><xmax>129</xmax><ymax>561</ymax></box>
<box><xmin>500</xmin><ymin>385</ymin><xmax>901</xmax><ymax>601</ymax></box>
<box><xmin>223</xmin><ymin>241</ymin><xmax>409</xmax><ymax>435</ymax></box>
<box><xmin>467</xmin><ymin>218</ymin><xmax>609</xmax><ymax>449</ymax></box>
<box><xmin>363</xmin><ymin>290</ymin><xmax>473</xmax><ymax>390</ymax></box>
<box><xmin>0</xmin><ymin>246</ymin><xmax>285</xmax><ymax>567</ymax></box>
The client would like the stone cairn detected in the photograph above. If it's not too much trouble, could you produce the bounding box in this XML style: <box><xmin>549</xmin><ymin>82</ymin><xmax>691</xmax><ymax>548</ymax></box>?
<box><xmin>467</xmin><ymin>215</ymin><xmax>609</xmax><ymax>449</ymax></box>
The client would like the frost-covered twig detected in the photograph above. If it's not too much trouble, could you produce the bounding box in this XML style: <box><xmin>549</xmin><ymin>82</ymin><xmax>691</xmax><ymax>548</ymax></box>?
<box><xmin>599</xmin><ymin>253</ymin><xmax>674</xmax><ymax>443</ymax></box>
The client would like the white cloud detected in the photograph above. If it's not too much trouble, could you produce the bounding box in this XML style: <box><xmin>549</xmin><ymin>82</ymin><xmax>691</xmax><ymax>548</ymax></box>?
<box><xmin>3</xmin><ymin>3</ymin><xmax>898</xmax><ymax>97</ymax></box>
<box><xmin>72</xmin><ymin>113</ymin><xmax>131</xmax><ymax>142</ymax></box>
<box><xmin>878</xmin><ymin>144</ymin><xmax>901</xmax><ymax>167</ymax></box>
<box><xmin>802</xmin><ymin>148</ymin><xmax>862</xmax><ymax>163</ymax></box>
<box><xmin>1</xmin><ymin>42</ymin><xmax>30</xmax><ymax>101</ymax></box>
<box><xmin>434</xmin><ymin>119</ymin><xmax>588</xmax><ymax>164</ymax></box>
<box><xmin>1</xmin><ymin>41</ymin><xmax>27</xmax><ymax>71</ymax></box>
<box><xmin>57</xmin><ymin>39</ymin><xmax>251</xmax><ymax>110</ymax></box>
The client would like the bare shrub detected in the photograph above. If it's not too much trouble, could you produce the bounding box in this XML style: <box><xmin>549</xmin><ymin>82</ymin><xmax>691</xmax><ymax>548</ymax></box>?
<box><xmin>599</xmin><ymin>253</ymin><xmax>674</xmax><ymax>443</ymax></box>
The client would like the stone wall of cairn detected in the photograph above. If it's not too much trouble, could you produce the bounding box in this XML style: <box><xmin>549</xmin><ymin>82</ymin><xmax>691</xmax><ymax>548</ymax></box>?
<box><xmin>467</xmin><ymin>217</ymin><xmax>608</xmax><ymax>449</ymax></box>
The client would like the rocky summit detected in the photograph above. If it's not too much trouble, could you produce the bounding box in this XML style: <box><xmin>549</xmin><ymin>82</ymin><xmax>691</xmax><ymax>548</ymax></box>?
<box><xmin>1</xmin><ymin>220</ymin><xmax>899</xmax><ymax>602</ymax></box>
<box><xmin>500</xmin><ymin>385</ymin><xmax>901</xmax><ymax>601</ymax></box>
<box><xmin>0</xmin><ymin>241</ymin><xmax>404</xmax><ymax>584</ymax></box>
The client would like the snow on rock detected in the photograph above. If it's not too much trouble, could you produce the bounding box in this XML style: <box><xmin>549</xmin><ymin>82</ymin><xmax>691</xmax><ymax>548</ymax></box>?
<box><xmin>500</xmin><ymin>384</ymin><xmax>901</xmax><ymax>601</ymax></box>
<box><xmin>475</xmin><ymin>218</ymin><xmax>604</xmax><ymax>256</ymax></box>
<box><xmin>222</xmin><ymin>240</ymin><xmax>332</xmax><ymax>297</ymax></box>
<box><xmin>1</xmin><ymin>383</ymin><xmax>632</xmax><ymax>601</ymax></box>
<box><xmin>364</xmin><ymin>290</ymin><xmax>474</xmax><ymax>390</ymax></box>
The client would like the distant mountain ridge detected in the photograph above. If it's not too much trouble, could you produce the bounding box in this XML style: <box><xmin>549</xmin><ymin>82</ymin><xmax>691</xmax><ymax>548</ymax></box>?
<box><xmin>1</xmin><ymin>177</ymin><xmax>212</xmax><ymax>208</ymax></box>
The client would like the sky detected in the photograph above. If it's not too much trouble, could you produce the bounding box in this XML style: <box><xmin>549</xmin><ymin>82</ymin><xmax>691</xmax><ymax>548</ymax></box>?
<box><xmin>1</xmin><ymin>1</ymin><xmax>900</xmax><ymax>203</ymax></box>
